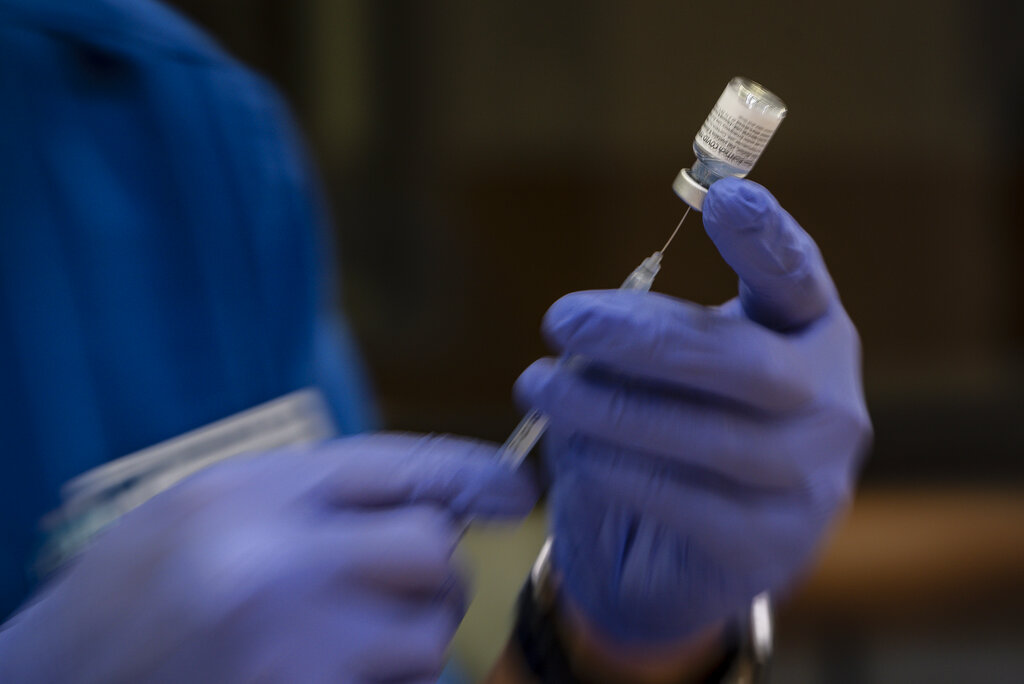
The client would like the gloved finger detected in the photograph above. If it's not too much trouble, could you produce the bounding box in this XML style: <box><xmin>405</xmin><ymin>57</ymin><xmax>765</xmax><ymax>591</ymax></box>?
<box><xmin>358</xmin><ymin>599</ymin><xmax>462</xmax><ymax>682</ymax></box>
<box><xmin>554</xmin><ymin>440</ymin><xmax>846</xmax><ymax>575</ymax></box>
<box><xmin>314</xmin><ymin>433</ymin><xmax>539</xmax><ymax>518</ymax></box>
<box><xmin>703</xmin><ymin>177</ymin><xmax>836</xmax><ymax>332</ymax></box>
<box><xmin>518</xmin><ymin>359</ymin><xmax>836</xmax><ymax>489</ymax></box>
<box><xmin>327</xmin><ymin>505</ymin><xmax>463</xmax><ymax>595</ymax></box>
<box><xmin>539</xmin><ymin>293</ymin><xmax>814</xmax><ymax>412</ymax></box>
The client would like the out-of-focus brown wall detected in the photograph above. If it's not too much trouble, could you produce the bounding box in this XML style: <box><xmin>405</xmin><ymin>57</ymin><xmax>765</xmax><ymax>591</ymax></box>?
<box><xmin>169</xmin><ymin>0</ymin><xmax>1024</xmax><ymax>484</ymax></box>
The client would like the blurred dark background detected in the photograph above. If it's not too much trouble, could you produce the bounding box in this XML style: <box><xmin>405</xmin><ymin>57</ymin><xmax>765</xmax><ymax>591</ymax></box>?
<box><xmin>166</xmin><ymin>1</ymin><xmax>1024</xmax><ymax>681</ymax></box>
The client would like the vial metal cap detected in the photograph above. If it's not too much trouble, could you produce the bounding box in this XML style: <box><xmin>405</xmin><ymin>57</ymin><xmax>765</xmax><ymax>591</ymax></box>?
<box><xmin>672</xmin><ymin>168</ymin><xmax>708</xmax><ymax>212</ymax></box>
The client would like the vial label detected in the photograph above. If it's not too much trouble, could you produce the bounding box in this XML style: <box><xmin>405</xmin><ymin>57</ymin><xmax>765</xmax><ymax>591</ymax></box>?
<box><xmin>695</xmin><ymin>91</ymin><xmax>781</xmax><ymax>173</ymax></box>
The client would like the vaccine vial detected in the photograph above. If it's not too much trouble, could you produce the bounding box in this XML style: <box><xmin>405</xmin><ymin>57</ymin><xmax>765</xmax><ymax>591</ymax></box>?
<box><xmin>673</xmin><ymin>77</ymin><xmax>787</xmax><ymax>211</ymax></box>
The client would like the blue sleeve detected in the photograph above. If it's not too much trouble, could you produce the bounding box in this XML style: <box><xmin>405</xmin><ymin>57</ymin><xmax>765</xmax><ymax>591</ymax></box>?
<box><xmin>0</xmin><ymin>0</ymin><xmax>375</xmax><ymax>617</ymax></box>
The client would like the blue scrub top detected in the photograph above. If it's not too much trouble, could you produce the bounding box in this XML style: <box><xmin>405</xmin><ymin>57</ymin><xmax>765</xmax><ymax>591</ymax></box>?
<box><xmin>0</xmin><ymin>0</ymin><xmax>376</xmax><ymax>618</ymax></box>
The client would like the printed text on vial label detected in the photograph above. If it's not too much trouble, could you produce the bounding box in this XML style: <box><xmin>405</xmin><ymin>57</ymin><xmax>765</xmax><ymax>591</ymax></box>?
<box><xmin>698</xmin><ymin>104</ymin><xmax>774</xmax><ymax>170</ymax></box>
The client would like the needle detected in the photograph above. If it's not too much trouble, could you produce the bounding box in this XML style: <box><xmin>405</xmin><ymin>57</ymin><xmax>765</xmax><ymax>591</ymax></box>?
<box><xmin>660</xmin><ymin>206</ymin><xmax>691</xmax><ymax>255</ymax></box>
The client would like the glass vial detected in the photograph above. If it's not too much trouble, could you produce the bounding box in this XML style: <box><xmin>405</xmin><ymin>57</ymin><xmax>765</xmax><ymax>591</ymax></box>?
<box><xmin>673</xmin><ymin>77</ymin><xmax>787</xmax><ymax>211</ymax></box>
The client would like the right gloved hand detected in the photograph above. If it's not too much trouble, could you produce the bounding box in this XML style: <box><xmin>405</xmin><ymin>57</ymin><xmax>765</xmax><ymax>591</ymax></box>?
<box><xmin>515</xmin><ymin>178</ymin><xmax>872</xmax><ymax>646</ymax></box>
<box><xmin>0</xmin><ymin>433</ymin><xmax>537</xmax><ymax>684</ymax></box>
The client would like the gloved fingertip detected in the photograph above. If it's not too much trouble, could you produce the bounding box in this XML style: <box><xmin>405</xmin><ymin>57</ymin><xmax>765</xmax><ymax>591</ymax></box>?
<box><xmin>439</xmin><ymin>569</ymin><xmax>471</xmax><ymax>619</ymax></box>
<box><xmin>502</xmin><ymin>468</ymin><xmax>542</xmax><ymax>516</ymax></box>
<box><xmin>703</xmin><ymin>177</ymin><xmax>776</xmax><ymax>233</ymax></box>
<box><xmin>512</xmin><ymin>358</ymin><xmax>558</xmax><ymax>411</ymax></box>
<box><xmin>453</xmin><ymin>461</ymin><xmax>540</xmax><ymax>519</ymax></box>
<box><xmin>542</xmin><ymin>290</ymin><xmax>648</xmax><ymax>355</ymax></box>
<box><xmin>703</xmin><ymin>178</ymin><xmax>809</xmax><ymax>277</ymax></box>
<box><xmin>702</xmin><ymin>178</ymin><xmax>838</xmax><ymax>331</ymax></box>
<box><xmin>542</xmin><ymin>292</ymin><xmax>593</xmax><ymax>347</ymax></box>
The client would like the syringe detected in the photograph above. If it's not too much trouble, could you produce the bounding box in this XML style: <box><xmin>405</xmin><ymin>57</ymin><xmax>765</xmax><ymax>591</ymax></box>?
<box><xmin>497</xmin><ymin>207</ymin><xmax>691</xmax><ymax>468</ymax></box>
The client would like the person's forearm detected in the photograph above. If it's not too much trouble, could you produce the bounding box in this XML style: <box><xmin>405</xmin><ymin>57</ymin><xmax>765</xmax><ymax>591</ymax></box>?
<box><xmin>485</xmin><ymin>643</ymin><xmax>537</xmax><ymax>684</ymax></box>
<box><xmin>486</xmin><ymin>607</ymin><xmax>728</xmax><ymax>684</ymax></box>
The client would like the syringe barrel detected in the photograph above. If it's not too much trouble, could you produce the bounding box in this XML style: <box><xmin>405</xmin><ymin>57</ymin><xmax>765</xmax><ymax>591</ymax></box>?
<box><xmin>497</xmin><ymin>254</ymin><xmax>660</xmax><ymax>466</ymax></box>
<box><xmin>498</xmin><ymin>410</ymin><xmax>549</xmax><ymax>468</ymax></box>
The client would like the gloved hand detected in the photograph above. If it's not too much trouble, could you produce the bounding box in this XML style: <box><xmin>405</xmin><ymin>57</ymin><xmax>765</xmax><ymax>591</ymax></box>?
<box><xmin>0</xmin><ymin>433</ymin><xmax>536</xmax><ymax>683</ymax></box>
<box><xmin>515</xmin><ymin>177</ymin><xmax>872</xmax><ymax>645</ymax></box>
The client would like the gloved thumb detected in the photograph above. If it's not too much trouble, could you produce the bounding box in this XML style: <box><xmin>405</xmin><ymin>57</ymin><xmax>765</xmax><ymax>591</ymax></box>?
<box><xmin>702</xmin><ymin>178</ymin><xmax>835</xmax><ymax>332</ymax></box>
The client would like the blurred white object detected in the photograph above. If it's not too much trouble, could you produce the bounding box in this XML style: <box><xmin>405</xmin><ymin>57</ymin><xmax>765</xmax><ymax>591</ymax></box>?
<box><xmin>37</xmin><ymin>389</ymin><xmax>335</xmax><ymax>576</ymax></box>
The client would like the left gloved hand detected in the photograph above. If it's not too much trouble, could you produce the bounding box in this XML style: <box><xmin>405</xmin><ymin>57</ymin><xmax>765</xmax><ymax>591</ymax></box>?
<box><xmin>0</xmin><ymin>433</ymin><xmax>536</xmax><ymax>683</ymax></box>
<box><xmin>515</xmin><ymin>178</ymin><xmax>872</xmax><ymax>646</ymax></box>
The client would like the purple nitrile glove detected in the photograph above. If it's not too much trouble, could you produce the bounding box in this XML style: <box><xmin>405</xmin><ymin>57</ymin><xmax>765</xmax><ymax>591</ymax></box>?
<box><xmin>0</xmin><ymin>433</ymin><xmax>537</xmax><ymax>683</ymax></box>
<box><xmin>515</xmin><ymin>178</ymin><xmax>872</xmax><ymax>645</ymax></box>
